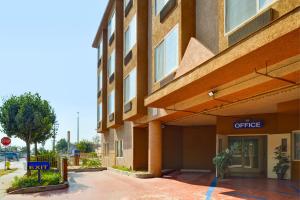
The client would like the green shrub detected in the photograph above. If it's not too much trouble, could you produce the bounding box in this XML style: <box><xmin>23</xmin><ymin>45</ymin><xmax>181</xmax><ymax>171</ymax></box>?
<box><xmin>112</xmin><ymin>165</ymin><xmax>132</xmax><ymax>172</ymax></box>
<box><xmin>81</xmin><ymin>158</ymin><xmax>101</xmax><ymax>168</ymax></box>
<box><xmin>11</xmin><ymin>170</ymin><xmax>61</xmax><ymax>189</ymax></box>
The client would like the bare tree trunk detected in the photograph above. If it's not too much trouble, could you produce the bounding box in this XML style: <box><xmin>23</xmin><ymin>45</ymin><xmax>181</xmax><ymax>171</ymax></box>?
<box><xmin>26</xmin><ymin>142</ymin><xmax>31</xmax><ymax>176</ymax></box>
<box><xmin>34</xmin><ymin>142</ymin><xmax>38</xmax><ymax>157</ymax></box>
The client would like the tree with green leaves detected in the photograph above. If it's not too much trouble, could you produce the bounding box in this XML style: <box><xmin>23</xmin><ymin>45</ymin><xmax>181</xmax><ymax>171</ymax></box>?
<box><xmin>76</xmin><ymin>140</ymin><xmax>95</xmax><ymax>153</ymax></box>
<box><xmin>0</xmin><ymin>92</ymin><xmax>56</xmax><ymax>175</ymax></box>
<box><xmin>55</xmin><ymin>138</ymin><xmax>68</xmax><ymax>153</ymax></box>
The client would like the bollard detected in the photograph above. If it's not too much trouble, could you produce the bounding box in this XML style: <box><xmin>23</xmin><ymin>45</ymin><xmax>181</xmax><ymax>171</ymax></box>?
<box><xmin>61</xmin><ymin>157</ymin><xmax>68</xmax><ymax>182</ymax></box>
<box><xmin>74</xmin><ymin>155</ymin><xmax>80</xmax><ymax>166</ymax></box>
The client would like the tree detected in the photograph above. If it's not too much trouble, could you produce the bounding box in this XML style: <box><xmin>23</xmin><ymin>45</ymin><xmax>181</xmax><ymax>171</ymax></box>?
<box><xmin>56</xmin><ymin>138</ymin><xmax>68</xmax><ymax>153</ymax></box>
<box><xmin>0</xmin><ymin>92</ymin><xmax>56</xmax><ymax>175</ymax></box>
<box><xmin>76</xmin><ymin>140</ymin><xmax>95</xmax><ymax>153</ymax></box>
<box><xmin>92</xmin><ymin>135</ymin><xmax>100</xmax><ymax>149</ymax></box>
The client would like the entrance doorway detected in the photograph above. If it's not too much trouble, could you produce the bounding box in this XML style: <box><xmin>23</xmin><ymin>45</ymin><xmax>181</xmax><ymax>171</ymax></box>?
<box><xmin>228</xmin><ymin>135</ymin><xmax>267</xmax><ymax>177</ymax></box>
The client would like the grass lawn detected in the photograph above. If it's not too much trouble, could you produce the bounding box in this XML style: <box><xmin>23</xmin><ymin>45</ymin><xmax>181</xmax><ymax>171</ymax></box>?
<box><xmin>0</xmin><ymin>168</ymin><xmax>17</xmax><ymax>177</ymax></box>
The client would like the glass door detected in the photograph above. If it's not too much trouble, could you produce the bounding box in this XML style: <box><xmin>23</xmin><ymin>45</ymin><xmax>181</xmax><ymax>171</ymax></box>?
<box><xmin>228</xmin><ymin>136</ymin><xmax>266</xmax><ymax>176</ymax></box>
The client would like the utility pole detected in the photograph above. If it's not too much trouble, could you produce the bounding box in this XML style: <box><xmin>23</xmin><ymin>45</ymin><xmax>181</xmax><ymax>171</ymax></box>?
<box><xmin>77</xmin><ymin>112</ymin><xmax>80</xmax><ymax>144</ymax></box>
<box><xmin>67</xmin><ymin>131</ymin><xmax>70</xmax><ymax>154</ymax></box>
<box><xmin>52</xmin><ymin>122</ymin><xmax>59</xmax><ymax>152</ymax></box>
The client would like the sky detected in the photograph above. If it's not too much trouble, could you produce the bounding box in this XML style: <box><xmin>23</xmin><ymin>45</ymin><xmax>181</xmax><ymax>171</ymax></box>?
<box><xmin>0</xmin><ymin>0</ymin><xmax>108</xmax><ymax>149</ymax></box>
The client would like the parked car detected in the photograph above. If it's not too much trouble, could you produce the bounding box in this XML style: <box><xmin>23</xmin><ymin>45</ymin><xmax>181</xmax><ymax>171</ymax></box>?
<box><xmin>0</xmin><ymin>152</ymin><xmax>19</xmax><ymax>161</ymax></box>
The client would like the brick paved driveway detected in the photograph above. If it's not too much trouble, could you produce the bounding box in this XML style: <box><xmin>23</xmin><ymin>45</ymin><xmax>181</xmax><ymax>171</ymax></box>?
<box><xmin>3</xmin><ymin>170</ymin><xmax>300</xmax><ymax>200</ymax></box>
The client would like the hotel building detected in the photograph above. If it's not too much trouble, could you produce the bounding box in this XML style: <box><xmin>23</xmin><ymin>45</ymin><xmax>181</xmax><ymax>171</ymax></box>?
<box><xmin>93</xmin><ymin>0</ymin><xmax>300</xmax><ymax>180</ymax></box>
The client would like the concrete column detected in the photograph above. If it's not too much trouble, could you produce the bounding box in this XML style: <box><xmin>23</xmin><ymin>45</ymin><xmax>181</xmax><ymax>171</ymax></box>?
<box><xmin>148</xmin><ymin>120</ymin><xmax>162</xmax><ymax>177</ymax></box>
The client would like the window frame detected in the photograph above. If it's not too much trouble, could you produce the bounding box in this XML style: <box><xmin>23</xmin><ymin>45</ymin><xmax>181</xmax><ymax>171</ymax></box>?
<box><xmin>224</xmin><ymin>0</ymin><xmax>277</xmax><ymax>35</ymax></box>
<box><xmin>107</xmin><ymin>50</ymin><xmax>115</xmax><ymax>78</ymax></box>
<box><xmin>98</xmin><ymin>102</ymin><xmax>102</xmax><ymax>123</ymax></box>
<box><xmin>124</xmin><ymin>67</ymin><xmax>137</xmax><ymax>104</ymax></box>
<box><xmin>292</xmin><ymin>131</ymin><xmax>300</xmax><ymax>161</ymax></box>
<box><xmin>108</xmin><ymin>90</ymin><xmax>115</xmax><ymax>115</ymax></box>
<box><xmin>154</xmin><ymin>24</ymin><xmax>179</xmax><ymax>82</ymax></box>
<box><xmin>98</xmin><ymin>39</ymin><xmax>103</xmax><ymax>60</ymax></box>
<box><xmin>98</xmin><ymin>70</ymin><xmax>102</xmax><ymax>92</ymax></box>
<box><xmin>108</xmin><ymin>11</ymin><xmax>116</xmax><ymax>39</ymax></box>
<box><xmin>115</xmin><ymin>140</ymin><xmax>124</xmax><ymax>158</ymax></box>
<box><xmin>124</xmin><ymin>14</ymin><xmax>137</xmax><ymax>56</ymax></box>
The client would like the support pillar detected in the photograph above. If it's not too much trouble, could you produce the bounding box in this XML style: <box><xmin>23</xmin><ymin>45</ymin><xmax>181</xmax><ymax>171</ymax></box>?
<box><xmin>148</xmin><ymin>120</ymin><xmax>162</xmax><ymax>177</ymax></box>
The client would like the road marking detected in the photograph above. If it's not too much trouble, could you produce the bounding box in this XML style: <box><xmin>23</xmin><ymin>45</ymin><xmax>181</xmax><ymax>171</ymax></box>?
<box><xmin>205</xmin><ymin>177</ymin><xmax>218</xmax><ymax>200</ymax></box>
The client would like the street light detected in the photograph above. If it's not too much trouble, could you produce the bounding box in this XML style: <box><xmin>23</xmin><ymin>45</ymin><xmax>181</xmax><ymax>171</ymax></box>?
<box><xmin>52</xmin><ymin>122</ymin><xmax>59</xmax><ymax>152</ymax></box>
<box><xmin>77</xmin><ymin>112</ymin><xmax>79</xmax><ymax>144</ymax></box>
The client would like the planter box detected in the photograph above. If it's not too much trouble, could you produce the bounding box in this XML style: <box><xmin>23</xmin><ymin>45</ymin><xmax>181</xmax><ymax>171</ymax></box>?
<box><xmin>68</xmin><ymin>167</ymin><xmax>107</xmax><ymax>173</ymax></box>
<box><xmin>7</xmin><ymin>181</ymin><xmax>69</xmax><ymax>194</ymax></box>
<box><xmin>108</xmin><ymin>167</ymin><xmax>154</xmax><ymax>179</ymax></box>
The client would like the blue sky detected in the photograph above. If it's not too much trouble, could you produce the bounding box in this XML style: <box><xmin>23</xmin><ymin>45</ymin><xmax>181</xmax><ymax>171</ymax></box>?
<box><xmin>0</xmin><ymin>0</ymin><xmax>108</xmax><ymax>149</ymax></box>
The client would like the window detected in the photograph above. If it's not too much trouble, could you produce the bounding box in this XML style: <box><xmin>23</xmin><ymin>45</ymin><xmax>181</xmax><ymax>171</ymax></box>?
<box><xmin>98</xmin><ymin>70</ymin><xmax>102</xmax><ymax>91</ymax></box>
<box><xmin>98</xmin><ymin>39</ymin><xmax>103</xmax><ymax>60</ymax></box>
<box><xmin>115</xmin><ymin>140</ymin><xmax>123</xmax><ymax>157</ymax></box>
<box><xmin>155</xmin><ymin>0</ymin><xmax>169</xmax><ymax>15</ymax></box>
<box><xmin>97</xmin><ymin>102</ymin><xmax>102</xmax><ymax>122</ymax></box>
<box><xmin>124</xmin><ymin>15</ymin><xmax>137</xmax><ymax>56</ymax></box>
<box><xmin>103</xmin><ymin>143</ymin><xmax>109</xmax><ymax>156</ymax></box>
<box><xmin>225</xmin><ymin>0</ymin><xmax>275</xmax><ymax>33</ymax></box>
<box><xmin>154</xmin><ymin>24</ymin><xmax>179</xmax><ymax>82</ymax></box>
<box><xmin>108</xmin><ymin>50</ymin><xmax>115</xmax><ymax>78</ymax></box>
<box><xmin>293</xmin><ymin>132</ymin><xmax>300</xmax><ymax>160</ymax></box>
<box><xmin>108</xmin><ymin>11</ymin><xmax>116</xmax><ymax>39</ymax></box>
<box><xmin>124</xmin><ymin>0</ymin><xmax>131</xmax><ymax>9</ymax></box>
<box><xmin>108</xmin><ymin>90</ymin><xmax>115</xmax><ymax>115</ymax></box>
<box><xmin>124</xmin><ymin>68</ymin><xmax>137</xmax><ymax>103</ymax></box>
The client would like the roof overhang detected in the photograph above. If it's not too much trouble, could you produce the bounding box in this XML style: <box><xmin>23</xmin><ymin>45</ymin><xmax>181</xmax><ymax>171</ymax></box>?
<box><xmin>92</xmin><ymin>0</ymin><xmax>114</xmax><ymax>48</ymax></box>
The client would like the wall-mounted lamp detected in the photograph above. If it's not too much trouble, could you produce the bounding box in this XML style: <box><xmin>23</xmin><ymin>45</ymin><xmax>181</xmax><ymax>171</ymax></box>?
<box><xmin>208</xmin><ymin>90</ymin><xmax>216</xmax><ymax>97</ymax></box>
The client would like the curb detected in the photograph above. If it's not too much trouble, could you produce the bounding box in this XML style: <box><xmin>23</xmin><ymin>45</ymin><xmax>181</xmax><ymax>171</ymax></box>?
<box><xmin>68</xmin><ymin>167</ymin><xmax>107</xmax><ymax>173</ymax></box>
<box><xmin>7</xmin><ymin>181</ymin><xmax>69</xmax><ymax>194</ymax></box>
<box><xmin>108</xmin><ymin>167</ymin><xmax>154</xmax><ymax>179</ymax></box>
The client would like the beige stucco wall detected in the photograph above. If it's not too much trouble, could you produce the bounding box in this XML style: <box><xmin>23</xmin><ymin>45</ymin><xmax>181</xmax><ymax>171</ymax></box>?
<box><xmin>267</xmin><ymin>133</ymin><xmax>291</xmax><ymax>179</ymax></box>
<box><xmin>162</xmin><ymin>125</ymin><xmax>216</xmax><ymax>171</ymax></box>
<box><xmin>196</xmin><ymin>0</ymin><xmax>219</xmax><ymax>54</ymax></box>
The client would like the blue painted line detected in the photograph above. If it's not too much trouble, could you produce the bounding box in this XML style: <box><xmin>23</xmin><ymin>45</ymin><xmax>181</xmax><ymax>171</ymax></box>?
<box><xmin>205</xmin><ymin>177</ymin><xmax>218</xmax><ymax>200</ymax></box>
<box><xmin>286</xmin><ymin>183</ymin><xmax>300</xmax><ymax>194</ymax></box>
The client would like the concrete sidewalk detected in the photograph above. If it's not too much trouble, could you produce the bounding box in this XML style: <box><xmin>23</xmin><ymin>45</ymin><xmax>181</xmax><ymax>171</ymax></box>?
<box><xmin>0</xmin><ymin>159</ymin><xmax>26</xmax><ymax>199</ymax></box>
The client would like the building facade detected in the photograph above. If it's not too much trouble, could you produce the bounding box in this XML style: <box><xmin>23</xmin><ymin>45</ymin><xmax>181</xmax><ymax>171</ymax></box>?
<box><xmin>93</xmin><ymin>0</ymin><xmax>300</xmax><ymax>180</ymax></box>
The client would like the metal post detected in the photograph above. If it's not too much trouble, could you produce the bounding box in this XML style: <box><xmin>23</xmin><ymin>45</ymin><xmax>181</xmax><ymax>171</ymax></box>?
<box><xmin>38</xmin><ymin>169</ymin><xmax>41</xmax><ymax>184</ymax></box>
<box><xmin>77</xmin><ymin>112</ymin><xmax>79</xmax><ymax>143</ymax></box>
<box><xmin>4</xmin><ymin>147</ymin><xmax>6</xmax><ymax>170</ymax></box>
<box><xmin>67</xmin><ymin>131</ymin><xmax>70</xmax><ymax>154</ymax></box>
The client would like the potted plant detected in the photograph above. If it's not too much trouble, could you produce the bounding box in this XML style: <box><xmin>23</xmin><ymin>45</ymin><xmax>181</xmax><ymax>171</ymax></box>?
<box><xmin>273</xmin><ymin>145</ymin><xmax>289</xmax><ymax>180</ymax></box>
<box><xmin>213</xmin><ymin>147</ymin><xmax>235</xmax><ymax>179</ymax></box>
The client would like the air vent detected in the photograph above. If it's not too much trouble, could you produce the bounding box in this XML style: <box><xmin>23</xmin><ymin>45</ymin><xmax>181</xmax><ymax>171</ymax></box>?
<box><xmin>160</xmin><ymin>72</ymin><xmax>175</xmax><ymax>88</ymax></box>
<box><xmin>98</xmin><ymin>58</ymin><xmax>102</xmax><ymax>67</ymax></box>
<box><xmin>109</xmin><ymin>73</ymin><xmax>115</xmax><ymax>84</ymax></box>
<box><xmin>125</xmin><ymin>0</ymin><xmax>133</xmax><ymax>17</ymax></box>
<box><xmin>109</xmin><ymin>113</ymin><xmax>114</xmax><ymax>122</ymax></box>
<box><xmin>228</xmin><ymin>9</ymin><xmax>273</xmax><ymax>46</ymax></box>
<box><xmin>124</xmin><ymin>101</ymin><xmax>132</xmax><ymax>113</ymax></box>
<box><xmin>109</xmin><ymin>33</ymin><xmax>115</xmax><ymax>46</ymax></box>
<box><xmin>124</xmin><ymin>50</ymin><xmax>132</xmax><ymax>66</ymax></box>
<box><xmin>160</xmin><ymin>0</ymin><xmax>177</xmax><ymax>23</ymax></box>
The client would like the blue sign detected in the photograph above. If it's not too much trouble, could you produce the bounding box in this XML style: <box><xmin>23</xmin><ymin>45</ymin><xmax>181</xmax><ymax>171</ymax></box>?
<box><xmin>233</xmin><ymin>120</ymin><xmax>264</xmax><ymax>129</ymax></box>
<box><xmin>27</xmin><ymin>161</ymin><xmax>50</xmax><ymax>170</ymax></box>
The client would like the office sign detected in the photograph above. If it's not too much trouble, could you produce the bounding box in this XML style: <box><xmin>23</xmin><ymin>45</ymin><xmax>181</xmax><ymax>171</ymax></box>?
<box><xmin>28</xmin><ymin>161</ymin><xmax>50</xmax><ymax>170</ymax></box>
<box><xmin>233</xmin><ymin>119</ymin><xmax>264</xmax><ymax>129</ymax></box>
